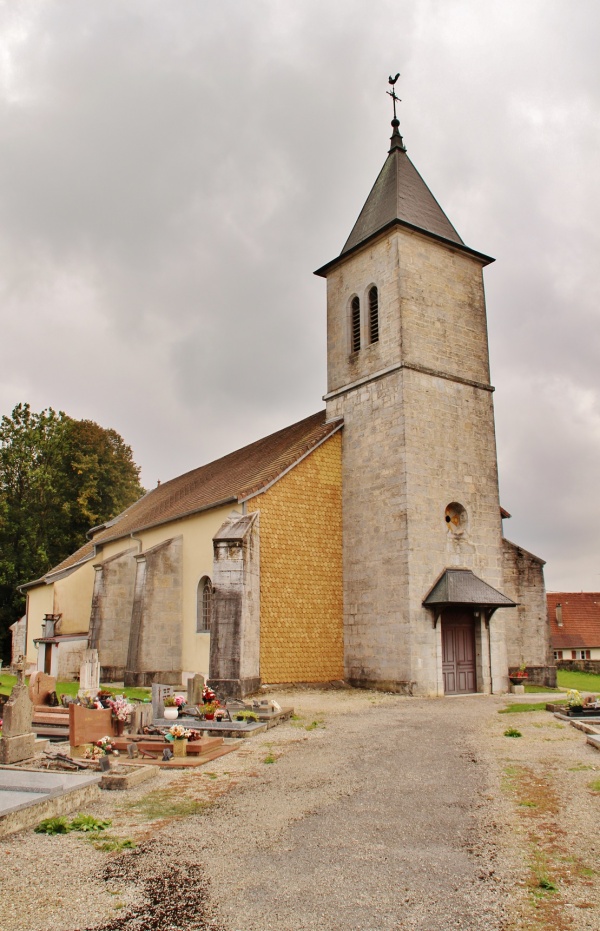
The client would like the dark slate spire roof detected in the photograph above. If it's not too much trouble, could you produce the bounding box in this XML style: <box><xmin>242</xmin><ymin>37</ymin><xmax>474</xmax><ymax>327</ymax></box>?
<box><xmin>315</xmin><ymin>117</ymin><xmax>493</xmax><ymax>277</ymax></box>
<box><xmin>423</xmin><ymin>569</ymin><xmax>516</xmax><ymax>609</ymax></box>
<box><xmin>341</xmin><ymin>118</ymin><xmax>464</xmax><ymax>255</ymax></box>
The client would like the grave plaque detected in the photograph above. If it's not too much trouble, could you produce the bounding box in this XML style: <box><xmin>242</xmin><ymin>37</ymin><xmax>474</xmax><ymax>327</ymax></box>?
<box><xmin>99</xmin><ymin>755</ymin><xmax>111</xmax><ymax>772</ymax></box>
<box><xmin>151</xmin><ymin>683</ymin><xmax>174</xmax><ymax>720</ymax></box>
<box><xmin>69</xmin><ymin>704</ymin><xmax>115</xmax><ymax>748</ymax></box>
<box><xmin>79</xmin><ymin>649</ymin><xmax>100</xmax><ymax>699</ymax></box>
<box><xmin>188</xmin><ymin>674</ymin><xmax>205</xmax><ymax>706</ymax></box>
<box><xmin>28</xmin><ymin>671</ymin><xmax>57</xmax><ymax>707</ymax></box>
<box><xmin>131</xmin><ymin>703</ymin><xmax>153</xmax><ymax>733</ymax></box>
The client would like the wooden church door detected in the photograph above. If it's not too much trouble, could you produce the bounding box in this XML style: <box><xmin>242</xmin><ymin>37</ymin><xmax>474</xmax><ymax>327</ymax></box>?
<box><xmin>442</xmin><ymin>610</ymin><xmax>476</xmax><ymax>694</ymax></box>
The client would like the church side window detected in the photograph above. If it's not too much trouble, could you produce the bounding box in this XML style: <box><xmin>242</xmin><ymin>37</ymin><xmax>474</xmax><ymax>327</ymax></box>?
<box><xmin>351</xmin><ymin>296</ymin><xmax>361</xmax><ymax>352</ymax></box>
<box><xmin>368</xmin><ymin>286</ymin><xmax>379</xmax><ymax>343</ymax></box>
<box><xmin>196</xmin><ymin>576</ymin><xmax>213</xmax><ymax>632</ymax></box>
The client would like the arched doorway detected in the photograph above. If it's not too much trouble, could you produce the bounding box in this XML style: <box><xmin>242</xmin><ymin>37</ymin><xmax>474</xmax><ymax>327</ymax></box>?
<box><xmin>441</xmin><ymin>608</ymin><xmax>476</xmax><ymax>694</ymax></box>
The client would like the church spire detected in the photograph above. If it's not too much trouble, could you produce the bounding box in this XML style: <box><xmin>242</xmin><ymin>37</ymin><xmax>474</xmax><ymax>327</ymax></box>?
<box><xmin>315</xmin><ymin>79</ymin><xmax>494</xmax><ymax>278</ymax></box>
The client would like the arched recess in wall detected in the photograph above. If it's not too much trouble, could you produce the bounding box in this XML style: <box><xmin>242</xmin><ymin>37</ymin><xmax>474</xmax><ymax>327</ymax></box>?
<box><xmin>196</xmin><ymin>575</ymin><xmax>213</xmax><ymax>632</ymax></box>
<box><xmin>367</xmin><ymin>285</ymin><xmax>379</xmax><ymax>343</ymax></box>
<box><xmin>445</xmin><ymin>502</ymin><xmax>468</xmax><ymax>536</ymax></box>
<box><xmin>350</xmin><ymin>295</ymin><xmax>361</xmax><ymax>352</ymax></box>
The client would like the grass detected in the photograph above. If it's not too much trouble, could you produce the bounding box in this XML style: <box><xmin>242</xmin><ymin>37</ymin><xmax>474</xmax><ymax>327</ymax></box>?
<box><xmin>499</xmin><ymin>702</ymin><xmax>558</xmax><ymax>714</ymax></box>
<box><xmin>120</xmin><ymin>789</ymin><xmax>207</xmax><ymax>821</ymax></box>
<box><xmin>504</xmin><ymin>727</ymin><xmax>522</xmax><ymax>738</ymax></box>
<box><xmin>588</xmin><ymin>778</ymin><xmax>600</xmax><ymax>793</ymax></box>
<box><xmin>88</xmin><ymin>835</ymin><xmax>136</xmax><ymax>853</ymax></box>
<box><xmin>0</xmin><ymin>673</ymin><xmax>150</xmax><ymax>702</ymax></box>
<box><xmin>523</xmin><ymin>683</ymin><xmax>559</xmax><ymax>693</ymax></box>
<box><xmin>557</xmin><ymin>669</ymin><xmax>600</xmax><ymax>692</ymax></box>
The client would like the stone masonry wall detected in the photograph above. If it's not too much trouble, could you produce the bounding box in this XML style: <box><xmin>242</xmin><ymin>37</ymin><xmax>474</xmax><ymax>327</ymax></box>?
<box><xmin>210</xmin><ymin>513</ymin><xmax>260</xmax><ymax>697</ymax></box>
<box><xmin>89</xmin><ymin>548</ymin><xmax>136</xmax><ymax>678</ymax></box>
<box><xmin>502</xmin><ymin>538</ymin><xmax>552</xmax><ymax>668</ymax></box>
<box><xmin>246</xmin><ymin>432</ymin><xmax>343</xmax><ymax>683</ymax></box>
<box><xmin>402</xmin><ymin>369</ymin><xmax>508</xmax><ymax>694</ymax></box>
<box><xmin>125</xmin><ymin>536</ymin><xmax>183</xmax><ymax>686</ymax></box>
<box><xmin>325</xmin><ymin>226</ymin><xmax>510</xmax><ymax>695</ymax></box>
<box><xmin>327</xmin><ymin>373</ymin><xmax>411</xmax><ymax>689</ymax></box>
<box><xmin>326</xmin><ymin>228</ymin><xmax>491</xmax><ymax>397</ymax></box>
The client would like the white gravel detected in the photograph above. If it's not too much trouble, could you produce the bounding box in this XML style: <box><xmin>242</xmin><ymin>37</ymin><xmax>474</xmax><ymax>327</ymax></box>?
<box><xmin>1</xmin><ymin>688</ymin><xmax>599</xmax><ymax>930</ymax></box>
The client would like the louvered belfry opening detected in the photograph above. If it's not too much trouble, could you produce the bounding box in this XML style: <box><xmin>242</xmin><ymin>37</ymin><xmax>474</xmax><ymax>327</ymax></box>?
<box><xmin>368</xmin><ymin>286</ymin><xmax>379</xmax><ymax>343</ymax></box>
<box><xmin>351</xmin><ymin>296</ymin><xmax>361</xmax><ymax>352</ymax></box>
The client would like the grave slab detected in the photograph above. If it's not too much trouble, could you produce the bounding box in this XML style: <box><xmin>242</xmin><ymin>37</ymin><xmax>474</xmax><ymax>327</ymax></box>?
<box><xmin>0</xmin><ymin>768</ymin><xmax>101</xmax><ymax>837</ymax></box>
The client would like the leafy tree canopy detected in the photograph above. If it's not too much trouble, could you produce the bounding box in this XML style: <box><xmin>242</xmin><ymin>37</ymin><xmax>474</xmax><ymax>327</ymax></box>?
<box><xmin>0</xmin><ymin>403</ymin><xmax>144</xmax><ymax>659</ymax></box>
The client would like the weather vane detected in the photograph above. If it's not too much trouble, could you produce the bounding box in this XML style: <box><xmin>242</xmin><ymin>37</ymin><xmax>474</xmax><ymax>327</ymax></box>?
<box><xmin>387</xmin><ymin>72</ymin><xmax>401</xmax><ymax>121</ymax></box>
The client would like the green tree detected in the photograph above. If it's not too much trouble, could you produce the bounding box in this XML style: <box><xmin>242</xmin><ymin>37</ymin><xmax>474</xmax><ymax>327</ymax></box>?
<box><xmin>0</xmin><ymin>403</ymin><xmax>144</xmax><ymax>660</ymax></box>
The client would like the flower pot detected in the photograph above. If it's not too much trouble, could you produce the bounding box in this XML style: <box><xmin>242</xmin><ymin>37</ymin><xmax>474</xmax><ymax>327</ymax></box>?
<box><xmin>172</xmin><ymin>738</ymin><xmax>188</xmax><ymax>757</ymax></box>
<box><xmin>569</xmin><ymin>706</ymin><xmax>585</xmax><ymax>715</ymax></box>
<box><xmin>204</xmin><ymin>713</ymin><xmax>215</xmax><ymax>721</ymax></box>
<box><xmin>164</xmin><ymin>707</ymin><xmax>178</xmax><ymax>721</ymax></box>
<box><xmin>509</xmin><ymin>676</ymin><xmax>528</xmax><ymax>685</ymax></box>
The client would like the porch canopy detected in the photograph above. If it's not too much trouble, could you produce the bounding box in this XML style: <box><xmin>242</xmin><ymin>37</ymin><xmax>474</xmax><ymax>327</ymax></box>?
<box><xmin>423</xmin><ymin>568</ymin><xmax>516</xmax><ymax>625</ymax></box>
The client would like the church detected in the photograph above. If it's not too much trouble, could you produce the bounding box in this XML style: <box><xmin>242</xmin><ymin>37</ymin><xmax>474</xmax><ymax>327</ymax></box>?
<box><xmin>22</xmin><ymin>103</ymin><xmax>554</xmax><ymax>697</ymax></box>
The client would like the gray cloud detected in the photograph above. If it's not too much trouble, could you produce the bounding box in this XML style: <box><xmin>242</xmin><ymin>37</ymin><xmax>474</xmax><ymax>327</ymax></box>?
<box><xmin>0</xmin><ymin>0</ymin><xmax>599</xmax><ymax>589</ymax></box>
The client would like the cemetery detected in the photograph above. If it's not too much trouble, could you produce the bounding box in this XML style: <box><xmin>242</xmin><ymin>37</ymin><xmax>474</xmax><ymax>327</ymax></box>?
<box><xmin>0</xmin><ymin>651</ymin><xmax>293</xmax><ymax>836</ymax></box>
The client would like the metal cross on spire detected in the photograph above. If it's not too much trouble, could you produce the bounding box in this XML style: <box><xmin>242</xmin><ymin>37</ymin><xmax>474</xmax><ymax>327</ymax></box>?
<box><xmin>387</xmin><ymin>72</ymin><xmax>401</xmax><ymax>121</ymax></box>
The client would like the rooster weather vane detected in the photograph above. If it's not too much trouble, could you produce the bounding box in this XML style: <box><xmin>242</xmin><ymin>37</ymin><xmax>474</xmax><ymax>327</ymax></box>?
<box><xmin>387</xmin><ymin>73</ymin><xmax>401</xmax><ymax>121</ymax></box>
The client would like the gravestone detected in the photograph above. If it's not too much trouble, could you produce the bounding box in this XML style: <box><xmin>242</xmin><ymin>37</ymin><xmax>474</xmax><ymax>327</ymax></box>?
<box><xmin>0</xmin><ymin>656</ymin><xmax>37</xmax><ymax>764</ymax></box>
<box><xmin>78</xmin><ymin>649</ymin><xmax>100</xmax><ymax>700</ymax></box>
<box><xmin>131</xmin><ymin>703</ymin><xmax>153</xmax><ymax>734</ymax></box>
<box><xmin>99</xmin><ymin>755</ymin><xmax>111</xmax><ymax>772</ymax></box>
<box><xmin>151</xmin><ymin>683</ymin><xmax>174</xmax><ymax>720</ymax></box>
<box><xmin>188</xmin><ymin>674</ymin><xmax>205</xmax><ymax>706</ymax></box>
<box><xmin>69</xmin><ymin>704</ymin><xmax>115</xmax><ymax>748</ymax></box>
<box><xmin>28</xmin><ymin>671</ymin><xmax>57</xmax><ymax>707</ymax></box>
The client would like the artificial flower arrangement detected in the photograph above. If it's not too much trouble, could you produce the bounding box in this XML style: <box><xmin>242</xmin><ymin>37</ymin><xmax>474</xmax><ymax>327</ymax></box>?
<box><xmin>83</xmin><ymin>737</ymin><xmax>119</xmax><ymax>760</ymax></box>
<box><xmin>167</xmin><ymin>723</ymin><xmax>192</xmax><ymax>740</ymax></box>
<box><xmin>96</xmin><ymin>736</ymin><xmax>119</xmax><ymax>755</ymax></box>
<box><xmin>199</xmin><ymin>701</ymin><xmax>219</xmax><ymax>718</ymax></box>
<box><xmin>164</xmin><ymin>694</ymin><xmax>187</xmax><ymax>710</ymax></box>
<box><xmin>202</xmin><ymin>685</ymin><xmax>218</xmax><ymax>705</ymax></box>
<box><xmin>107</xmin><ymin>697</ymin><xmax>134</xmax><ymax>721</ymax></box>
<box><xmin>566</xmin><ymin>689</ymin><xmax>583</xmax><ymax>708</ymax></box>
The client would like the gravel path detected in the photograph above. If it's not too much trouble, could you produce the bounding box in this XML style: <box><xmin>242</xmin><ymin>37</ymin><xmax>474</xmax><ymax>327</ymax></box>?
<box><xmin>1</xmin><ymin>688</ymin><xmax>599</xmax><ymax>931</ymax></box>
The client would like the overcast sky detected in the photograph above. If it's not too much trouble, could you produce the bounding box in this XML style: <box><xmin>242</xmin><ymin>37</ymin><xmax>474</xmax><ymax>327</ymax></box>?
<box><xmin>0</xmin><ymin>1</ymin><xmax>599</xmax><ymax>591</ymax></box>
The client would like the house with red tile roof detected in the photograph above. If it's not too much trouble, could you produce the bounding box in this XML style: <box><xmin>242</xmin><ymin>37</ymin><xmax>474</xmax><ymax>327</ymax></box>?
<box><xmin>547</xmin><ymin>593</ymin><xmax>600</xmax><ymax>662</ymax></box>
<box><xmin>21</xmin><ymin>100</ymin><xmax>552</xmax><ymax>697</ymax></box>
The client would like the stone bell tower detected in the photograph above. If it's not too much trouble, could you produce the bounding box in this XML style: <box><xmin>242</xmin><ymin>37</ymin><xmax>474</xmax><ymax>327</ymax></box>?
<box><xmin>315</xmin><ymin>100</ymin><xmax>515</xmax><ymax>696</ymax></box>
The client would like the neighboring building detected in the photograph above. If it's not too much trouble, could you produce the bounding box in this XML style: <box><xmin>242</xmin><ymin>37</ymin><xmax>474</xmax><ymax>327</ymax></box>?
<box><xmin>22</xmin><ymin>104</ymin><xmax>553</xmax><ymax>696</ymax></box>
<box><xmin>548</xmin><ymin>593</ymin><xmax>600</xmax><ymax>662</ymax></box>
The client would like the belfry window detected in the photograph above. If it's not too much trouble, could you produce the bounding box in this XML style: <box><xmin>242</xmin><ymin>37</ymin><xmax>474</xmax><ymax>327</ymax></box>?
<box><xmin>196</xmin><ymin>576</ymin><xmax>213</xmax><ymax>632</ymax></box>
<box><xmin>351</xmin><ymin>296</ymin><xmax>361</xmax><ymax>352</ymax></box>
<box><xmin>368</xmin><ymin>286</ymin><xmax>379</xmax><ymax>343</ymax></box>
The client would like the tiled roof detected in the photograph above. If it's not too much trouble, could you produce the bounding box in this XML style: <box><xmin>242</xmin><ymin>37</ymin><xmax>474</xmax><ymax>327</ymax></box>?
<box><xmin>28</xmin><ymin>411</ymin><xmax>341</xmax><ymax>588</ymax></box>
<box><xmin>547</xmin><ymin>592</ymin><xmax>600</xmax><ymax>649</ymax></box>
<box><xmin>91</xmin><ymin>410</ymin><xmax>340</xmax><ymax>545</ymax></box>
